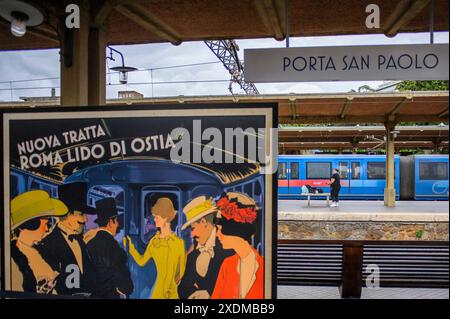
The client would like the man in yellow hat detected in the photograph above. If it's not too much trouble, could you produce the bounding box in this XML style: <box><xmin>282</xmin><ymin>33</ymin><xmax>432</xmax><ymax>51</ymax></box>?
<box><xmin>178</xmin><ymin>196</ymin><xmax>233</xmax><ymax>299</ymax></box>
<box><xmin>10</xmin><ymin>190</ymin><xmax>68</xmax><ymax>294</ymax></box>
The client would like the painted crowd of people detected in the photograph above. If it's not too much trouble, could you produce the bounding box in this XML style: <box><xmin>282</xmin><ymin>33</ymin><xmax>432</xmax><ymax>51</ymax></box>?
<box><xmin>10</xmin><ymin>182</ymin><xmax>264</xmax><ymax>299</ymax></box>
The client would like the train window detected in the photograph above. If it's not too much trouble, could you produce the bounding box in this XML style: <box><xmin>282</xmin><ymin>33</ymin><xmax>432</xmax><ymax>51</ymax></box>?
<box><xmin>367</xmin><ymin>162</ymin><xmax>386</xmax><ymax>179</ymax></box>
<box><xmin>351</xmin><ymin>162</ymin><xmax>361</xmax><ymax>179</ymax></box>
<box><xmin>306</xmin><ymin>162</ymin><xmax>331</xmax><ymax>179</ymax></box>
<box><xmin>254</xmin><ymin>180</ymin><xmax>262</xmax><ymax>196</ymax></box>
<box><xmin>419</xmin><ymin>162</ymin><xmax>449</xmax><ymax>180</ymax></box>
<box><xmin>191</xmin><ymin>185</ymin><xmax>221</xmax><ymax>199</ymax></box>
<box><xmin>278</xmin><ymin>163</ymin><xmax>287</xmax><ymax>179</ymax></box>
<box><xmin>338</xmin><ymin>162</ymin><xmax>348</xmax><ymax>179</ymax></box>
<box><xmin>291</xmin><ymin>162</ymin><xmax>299</xmax><ymax>179</ymax></box>
<box><xmin>244</xmin><ymin>183</ymin><xmax>253</xmax><ymax>197</ymax></box>
<box><xmin>29</xmin><ymin>179</ymin><xmax>57</xmax><ymax>197</ymax></box>
<box><xmin>10</xmin><ymin>175</ymin><xmax>19</xmax><ymax>198</ymax></box>
<box><xmin>89</xmin><ymin>185</ymin><xmax>125</xmax><ymax>211</ymax></box>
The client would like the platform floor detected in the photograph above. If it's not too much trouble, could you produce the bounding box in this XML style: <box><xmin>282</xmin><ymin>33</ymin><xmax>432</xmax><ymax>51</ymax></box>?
<box><xmin>278</xmin><ymin>285</ymin><xmax>449</xmax><ymax>299</ymax></box>
<box><xmin>278</xmin><ymin>200</ymin><xmax>449</xmax><ymax>222</ymax></box>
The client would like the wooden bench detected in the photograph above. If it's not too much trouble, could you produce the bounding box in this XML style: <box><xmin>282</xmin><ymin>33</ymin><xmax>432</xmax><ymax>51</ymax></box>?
<box><xmin>277</xmin><ymin>239</ymin><xmax>449</xmax><ymax>299</ymax></box>
<box><xmin>305</xmin><ymin>193</ymin><xmax>331</xmax><ymax>207</ymax></box>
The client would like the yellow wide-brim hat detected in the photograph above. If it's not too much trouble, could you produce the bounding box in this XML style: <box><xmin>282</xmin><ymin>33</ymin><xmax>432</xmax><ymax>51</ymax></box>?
<box><xmin>181</xmin><ymin>196</ymin><xmax>217</xmax><ymax>230</ymax></box>
<box><xmin>11</xmin><ymin>190</ymin><xmax>68</xmax><ymax>229</ymax></box>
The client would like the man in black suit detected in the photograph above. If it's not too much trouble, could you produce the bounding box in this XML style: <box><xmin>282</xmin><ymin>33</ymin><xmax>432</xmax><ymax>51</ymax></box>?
<box><xmin>84</xmin><ymin>197</ymin><xmax>133</xmax><ymax>299</ymax></box>
<box><xmin>178</xmin><ymin>196</ymin><xmax>233</xmax><ymax>299</ymax></box>
<box><xmin>36</xmin><ymin>182</ymin><xmax>97</xmax><ymax>296</ymax></box>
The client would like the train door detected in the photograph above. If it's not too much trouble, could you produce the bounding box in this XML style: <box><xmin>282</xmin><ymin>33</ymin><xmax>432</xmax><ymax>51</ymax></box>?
<box><xmin>338</xmin><ymin>161</ymin><xmax>350</xmax><ymax>196</ymax></box>
<box><xmin>289</xmin><ymin>161</ymin><xmax>301</xmax><ymax>195</ymax></box>
<box><xmin>349</xmin><ymin>161</ymin><xmax>362</xmax><ymax>197</ymax></box>
<box><xmin>130</xmin><ymin>186</ymin><xmax>183</xmax><ymax>299</ymax></box>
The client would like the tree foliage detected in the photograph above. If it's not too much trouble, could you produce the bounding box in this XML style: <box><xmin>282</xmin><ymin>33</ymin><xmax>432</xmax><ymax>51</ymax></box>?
<box><xmin>396</xmin><ymin>80</ymin><xmax>449</xmax><ymax>91</ymax></box>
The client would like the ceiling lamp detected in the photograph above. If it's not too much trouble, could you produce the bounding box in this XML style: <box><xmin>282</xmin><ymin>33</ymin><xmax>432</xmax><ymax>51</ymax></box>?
<box><xmin>0</xmin><ymin>0</ymin><xmax>45</xmax><ymax>37</ymax></box>
<box><xmin>107</xmin><ymin>46</ymin><xmax>137</xmax><ymax>84</ymax></box>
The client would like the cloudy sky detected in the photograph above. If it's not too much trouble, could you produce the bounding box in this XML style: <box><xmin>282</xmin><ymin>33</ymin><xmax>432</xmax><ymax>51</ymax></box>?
<box><xmin>0</xmin><ymin>31</ymin><xmax>448</xmax><ymax>101</ymax></box>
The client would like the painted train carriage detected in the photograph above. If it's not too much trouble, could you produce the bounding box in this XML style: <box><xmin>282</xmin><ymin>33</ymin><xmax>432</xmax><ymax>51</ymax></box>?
<box><xmin>10</xmin><ymin>159</ymin><xmax>265</xmax><ymax>299</ymax></box>
<box><xmin>278</xmin><ymin>155</ymin><xmax>401</xmax><ymax>200</ymax></box>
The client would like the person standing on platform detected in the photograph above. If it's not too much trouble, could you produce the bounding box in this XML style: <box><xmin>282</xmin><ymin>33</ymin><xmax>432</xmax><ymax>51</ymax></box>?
<box><xmin>329</xmin><ymin>168</ymin><xmax>341</xmax><ymax>207</ymax></box>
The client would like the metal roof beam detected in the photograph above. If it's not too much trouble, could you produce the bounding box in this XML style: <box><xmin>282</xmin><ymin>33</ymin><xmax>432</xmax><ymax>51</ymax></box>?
<box><xmin>340</xmin><ymin>97</ymin><xmax>354</xmax><ymax>119</ymax></box>
<box><xmin>438</xmin><ymin>107</ymin><xmax>449</xmax><ymax>118</ymax></box>
<box><xmin>387</xmin><ymin>96</ymin><xmax>413</xmax><ymax>122</ymax></box>
<box><xmin>384</xmin><ymin>0</ymin><xmax>431</xmax><ymax>37</ymax></box>
<box><xmin>93</xmin><ymin>0</ymin><xmax>119</xmax><ymax>27</ymax></box>
<box><xmin>254</xmin><ymin>0</ymin><xmax>285</xmax><ymax>41</ymax></box>
<box><xmin>116</xmin><ymin>3</ymin><xmax>182</xmax><ymax>45</ymax></box>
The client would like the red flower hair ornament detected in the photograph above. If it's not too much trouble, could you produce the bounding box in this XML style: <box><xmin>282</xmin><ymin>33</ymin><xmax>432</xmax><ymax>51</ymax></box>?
<box><xmin>216</xmin><ymin>196</ymin><xmax>257</xmax><ymax>224</ymax></box>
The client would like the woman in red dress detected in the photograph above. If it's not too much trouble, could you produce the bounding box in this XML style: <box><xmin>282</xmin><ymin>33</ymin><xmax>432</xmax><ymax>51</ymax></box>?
<box><xmin>211</xmin><ymin>192</ymin><xmax>264</xmax><ymax>299</ymax></box>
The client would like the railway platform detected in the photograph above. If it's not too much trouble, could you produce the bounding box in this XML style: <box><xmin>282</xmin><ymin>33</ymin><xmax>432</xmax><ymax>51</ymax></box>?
<box><xmin>279</xmin><ymin>200</ymin><xmax>449</xmax><ymax>221</ymax></box>
<box><xmin>278</xmin><ymin>200</ymin><xmax>449</xmax><ymax>241</ymax></box>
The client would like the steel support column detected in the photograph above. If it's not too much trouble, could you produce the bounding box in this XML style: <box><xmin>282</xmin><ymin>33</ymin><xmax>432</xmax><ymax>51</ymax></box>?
<box><xmin>384</xmin><ymin>122</ymin><xmax>397</xmax><ymax>207</ymax></box>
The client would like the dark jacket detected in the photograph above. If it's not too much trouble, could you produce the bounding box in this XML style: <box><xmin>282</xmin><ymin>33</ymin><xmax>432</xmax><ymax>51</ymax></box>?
<box><xmin>178</xmin><ymin>236</ymin><xmax>233</xmax><ymax>299</ymax></box>
<box><xmin>85</xmin><ymin>230</ymin><xmax>134</xmax><ymax>298</ymax></box>
<box><xmin>36</xmin><ymin>226</ymin><xmax>96</xmax><ymax>296</ymax></box>
<box><xmin>11</xmin><ymin>240</ymin><xmax>37</xmax><ymax>293</ymax></box>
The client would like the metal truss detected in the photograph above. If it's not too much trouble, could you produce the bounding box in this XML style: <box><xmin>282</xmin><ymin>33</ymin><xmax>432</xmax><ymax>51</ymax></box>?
<box><xmin>204</xmin><ymin>40</ymin><xmax>259</xmax><ymax>95</ymax></box>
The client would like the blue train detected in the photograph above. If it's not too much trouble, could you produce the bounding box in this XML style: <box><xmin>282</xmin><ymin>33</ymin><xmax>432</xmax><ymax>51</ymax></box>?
<box><xmin>10</xmin><ymin>159</ymin><xmax>265</xmax><ymax>299</ymax></box>
<box><xmin>278</xmin><ymin>154</ymin><xmax>449</xmax><ymax>200</ymax></box>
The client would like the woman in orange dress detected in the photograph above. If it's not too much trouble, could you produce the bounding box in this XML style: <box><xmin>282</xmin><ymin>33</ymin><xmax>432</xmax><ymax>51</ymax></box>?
<box><xmin>211</xmin><ymin>192</ymin><xmax>264</xmax><ymax>299</ymax></box>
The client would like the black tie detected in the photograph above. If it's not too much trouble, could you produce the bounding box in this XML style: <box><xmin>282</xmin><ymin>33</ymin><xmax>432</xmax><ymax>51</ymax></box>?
<box><xmin>68</xmin><ymin>234</ymin><xmax>82</xmax><ymax>242</ymax></box>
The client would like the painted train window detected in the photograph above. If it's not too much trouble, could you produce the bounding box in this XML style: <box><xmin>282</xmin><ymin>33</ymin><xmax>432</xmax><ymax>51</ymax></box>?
<box><xmin>142</xmin><ymin>191</ymin><xmax>180</xmax><ymax>243</ymax></box>
<box><xmin>419</xmin><ymin>162</ymin><xmax>449</xmax><ymax>180</ymax></box>
<box><xmin>30</xmin><ymin>179</ymin><xmax>58</xmax><ymax>198</ymax></box>
<box><xmin>87</xmin><ymin>185</ymin><xmax>125</xmax><ymax>241</ymax></box>
<box><xmin>10</xmin><ymin>174</ymin><xmax>20</xmax><ymax>198</ymax></box>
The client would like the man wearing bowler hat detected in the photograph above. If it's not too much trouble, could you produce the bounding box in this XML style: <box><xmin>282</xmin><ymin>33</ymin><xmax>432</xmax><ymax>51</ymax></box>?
<box><xmin>36</xmin><ymin>182</ymin><xmax>97</xmax><ymax>296</ymax></box>
<box><xmin>84</xmin><ymin>197</ymin><xmax>134</xmax><ymax>299</ymax></box>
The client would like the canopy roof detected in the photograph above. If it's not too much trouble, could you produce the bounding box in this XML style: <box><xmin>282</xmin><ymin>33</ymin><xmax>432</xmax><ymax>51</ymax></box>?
<box><xmin>2</xmin><ymin>91</ymin><xmax>448</xmax><ymax>124</ymax></box>
<box><xmin>0</xmin><ymin>0</ymin><xmax>448</xmax><ymax>51</ymax></box>
<box><xmin>279</xmin><ymin>124</ymin><xmax>449</xmax><ymax>151</ymax></box>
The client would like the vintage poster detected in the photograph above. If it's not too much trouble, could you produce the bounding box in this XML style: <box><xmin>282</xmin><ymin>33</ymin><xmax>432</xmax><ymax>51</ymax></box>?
<box><xmin>1</xmin><ymin>104</ymin><xmax>277</xmax><ymax>299</ymax></box>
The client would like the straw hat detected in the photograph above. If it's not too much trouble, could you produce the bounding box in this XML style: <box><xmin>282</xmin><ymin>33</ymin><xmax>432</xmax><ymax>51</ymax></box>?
<box><xmin>11</xmin><ymin>190</ymin><xmax>68</xmax><ymax>229</ymax></box>
<box><xmin>181</xmin><ymin>196</ymin><xmax>217</xmax><ymax>230</ymax></box>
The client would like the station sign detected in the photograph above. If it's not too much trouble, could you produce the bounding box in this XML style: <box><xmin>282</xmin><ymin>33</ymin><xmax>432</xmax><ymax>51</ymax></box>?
<box><xmin>244</xmin><ymin>44</ymin><xmax>449</xmax><ymax>82</ymax></box>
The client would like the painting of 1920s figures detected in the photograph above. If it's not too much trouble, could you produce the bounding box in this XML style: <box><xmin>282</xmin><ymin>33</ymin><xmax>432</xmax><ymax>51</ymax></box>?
<box><xmin>1</xmin><ymin>104</ymin><xmax>277</xmax><ymax>299</ymax></box>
